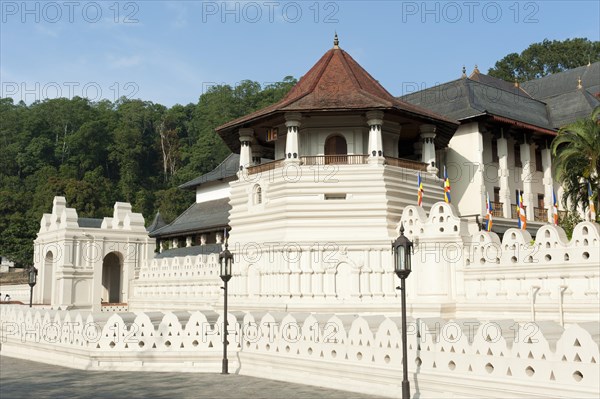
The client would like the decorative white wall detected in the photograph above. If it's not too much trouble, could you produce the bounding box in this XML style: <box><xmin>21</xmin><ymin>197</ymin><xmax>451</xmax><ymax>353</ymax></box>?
<box><xmin>1</xmin><ymin>305</ymin><xmax>598</xmax><ymax>398</ymax></box>
<box><xmin>30</xmin><ymin>198</ymin><xmax>599</xmax><ymax>325</ymax></box>
<box><xmin>0</xmin><ymin>284</ymin><xmax>29</xmax><ymax>302</ymax></box>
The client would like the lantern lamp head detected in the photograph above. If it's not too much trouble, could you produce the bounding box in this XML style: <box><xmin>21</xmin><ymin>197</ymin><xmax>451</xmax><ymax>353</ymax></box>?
<box><xmin>219</xmin><ymin>242</ymin><xmax>233</xmax><ymax>282</ymax></box>
<box><xmin>392</xmin><ymin>223</ymin><xmax>413</xmax><ymax>279</ymax></box>
<box><xmin>28</xmin><ymin>266</ymin><xmax>38</xmax><ymax>287</ymax></box>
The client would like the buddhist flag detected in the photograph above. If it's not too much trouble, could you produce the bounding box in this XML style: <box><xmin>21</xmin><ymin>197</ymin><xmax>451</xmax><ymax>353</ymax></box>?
<box><xmin>484</xmin><ymin>192</ymin><xmax>493</xmax><ymax>231</ymax></box>
<box><xmin>588</xmin><ymin>180</ymin><xmax>596</xmax><ymax>221</ymax></box>
<box><xmin>518</xmin><ymin>190</ymin><xmax>527</xmax><ymax>230</ymax></box>
<box><xmin>552</xmin><ymin>189</ymin><xmax>559</xmax><ymax>226</ymax></box>
<box><xmin>417</xmin><ymin>172</ymin><xmax>424</xmax><ymax>206</ymax></box>
<box><xmin>443</xmin><ymin>165</ymin><xmax>451</xmax><ymax>203</ymax></box>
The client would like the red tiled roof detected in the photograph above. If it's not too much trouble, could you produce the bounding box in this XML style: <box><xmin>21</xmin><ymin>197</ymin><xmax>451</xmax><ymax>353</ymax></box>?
<box><xmin>216</xmin><ymin>46</ymin><xmax>457</xmax><ymax>132</ymax></box>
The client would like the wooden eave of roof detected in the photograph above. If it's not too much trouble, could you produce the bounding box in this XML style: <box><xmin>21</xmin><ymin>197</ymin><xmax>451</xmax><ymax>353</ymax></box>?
<box><xmin>488</xmin><ymin>115</ymin><xmax>557</xmax><ymax>136</ymax></box>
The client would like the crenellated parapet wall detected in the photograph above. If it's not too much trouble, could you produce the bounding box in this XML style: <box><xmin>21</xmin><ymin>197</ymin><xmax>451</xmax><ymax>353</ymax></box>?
<box><xmin>30</xmin><ymin>197</ymin><xmax>599</xmax><ymax>324</ymax></box>
<box><xmin>461</xmin><ymin>222</ymin><xmax>599</xmax><ymax>322</ymax></box>
<box><xmin>1</xmin><ymin>305</ymin><xmax>598</xmax><ymax>398</ymax></box>
<box><xmin>128</xmin><ymin>253</ymin><xmax>222</xmax><ymax>311</ymax></box>
<box><xmin>397</xmin><ymin>202</ymin><xmax>600</xmax><ymax>323</ymax></box>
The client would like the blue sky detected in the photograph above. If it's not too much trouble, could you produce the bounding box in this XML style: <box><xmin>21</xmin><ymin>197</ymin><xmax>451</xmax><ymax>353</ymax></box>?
<box><xmin>1</xmin><ymin>1</ymin><xmax>599</xmax><ymax>106</ymax></box>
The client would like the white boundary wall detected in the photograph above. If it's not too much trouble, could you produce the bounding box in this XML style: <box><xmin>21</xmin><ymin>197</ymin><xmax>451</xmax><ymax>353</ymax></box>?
<box><xmin>0</xmin><ymin>284</ymin><xmax>29</xmax><ymax>302</ymax></box>
<box><xmin>1</xmin><ymin>305</ymin><xmax>598</xmax><ymax>398</ymax></box>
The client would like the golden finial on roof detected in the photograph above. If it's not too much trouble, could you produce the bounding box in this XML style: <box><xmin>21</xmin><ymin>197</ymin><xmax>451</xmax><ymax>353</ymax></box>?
<box><xmin>461</xmin><ymin>66</ymin><xmax>467</xmax><ymax>78</ymax></box>
<box><xmin>577</xmin><ymin>76</ymin><xmax>582</xmax><ymax>89</ymax></box>
<box><xmin>333</xmin><ymin>32</ymin><xmax>339</xmax><ymax>49</ymax></box>
<box><xmin>514</xmin><ymin>76</ymin><xmax>519</xmax><ymax>88</ymax></box>
<box><xmin>473</xmin><ymin>64</ymin><xmax>480</xmax><ymax>74</ymax></box>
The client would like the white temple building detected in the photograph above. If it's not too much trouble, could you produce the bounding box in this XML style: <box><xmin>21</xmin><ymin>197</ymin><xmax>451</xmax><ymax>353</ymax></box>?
<box><xmin>5</xmin><ymin>37</ymin><xmax>598</xmax><ymax>399</ymax></box>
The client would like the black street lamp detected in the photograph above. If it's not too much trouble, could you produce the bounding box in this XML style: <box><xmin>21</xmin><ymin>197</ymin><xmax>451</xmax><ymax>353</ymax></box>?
<box><xmin>28</xmin><ymin>266</ymin><xmax>38</xmax><ymax>308</ymax></box>
<box><xmin>218</xmin><ymin>240</ymin><xmax>233</xmax><ymax>375</ymax></box>
<box><xmin>392</xmin><ymin>223</ymin><xmax>413</xmax><ymax>399</ymax></box>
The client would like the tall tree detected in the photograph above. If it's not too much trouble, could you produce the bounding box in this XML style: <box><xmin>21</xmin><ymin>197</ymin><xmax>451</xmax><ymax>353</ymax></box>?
<box><xmin>488</xmin><ymin>38</ymin><xmax>600</xmax><ymax>81</ymax></box>
<box><xmin>0</xmin><ymin>77</ymin><xmax>296</xmax><ymax>266</ymax></box>
<box><xmin>551</xmin><ymin>106</ymin><xmax>600</xmax><ymax>218</ymax></box>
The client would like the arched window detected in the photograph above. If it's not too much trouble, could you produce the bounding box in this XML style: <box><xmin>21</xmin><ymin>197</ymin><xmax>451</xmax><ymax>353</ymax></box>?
<box><xmin>253</xmin><ymin>185</ymin><xmax>262</xmax><ymax>205</ymax></box>
<box><xmin>324</xmin><ymin>135</ymin><xmax>347</xmax><ymax>164</ymax></box>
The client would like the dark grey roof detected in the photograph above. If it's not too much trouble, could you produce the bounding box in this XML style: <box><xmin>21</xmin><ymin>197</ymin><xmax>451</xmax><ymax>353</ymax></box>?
<box><xmin>402</xmin><ymin>63</ymin><xmax>600</xmax><ymax>132</ymax></box>
<box><xmin>77</xmin><ymin>218</ymin><xmax>103</xmax><ymax>228</ymax></box>
<box><xmin>544</xmin><ymin>89</ymin><xmax>600</xmax><ymax>128</ymax></box>
<box><xmin>154</xmin><ymin>244</ymin><xmax>223</xmax><ymax>259</ymax></box>
<box><xmin>400</xmin><ymin>78</ymin><xmax>552</xmax><ymax>129</ymax></box>
<box><xmin>522</xmin><ymin>62</ymin><xmax>600</xmax><ymax>99</ymax></box>
<box><xmin>149</xmin><ymin>198</ymin><xmax>231</xmax><ymax>238</ymax></box>
<box><xmin>470</xmin><ymin>71</ymin><xmax>533</xmax><ymax>99</ymax></box>
<box><xmin>147</xmin><ymin>212</ymin><xmax>167</xmax><ymax>233</ymax></box>
<box><xmin>179</xmin><ymin>154</ymin><xmax>239</xmax><ymax>190</ymax></box>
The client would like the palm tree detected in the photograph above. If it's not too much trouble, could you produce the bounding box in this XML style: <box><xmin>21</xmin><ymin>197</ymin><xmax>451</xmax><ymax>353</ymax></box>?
<box><xmin>551</xmin><ymin>106</ymin><xmax>599</xmax><ymax>218</ymax></box>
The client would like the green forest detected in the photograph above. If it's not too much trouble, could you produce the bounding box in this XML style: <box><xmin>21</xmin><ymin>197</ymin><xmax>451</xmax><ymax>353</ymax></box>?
<box><xmin>0</xmin><ymin>77</ymin><xmax>297</xmax><ymax>267</ymax></box>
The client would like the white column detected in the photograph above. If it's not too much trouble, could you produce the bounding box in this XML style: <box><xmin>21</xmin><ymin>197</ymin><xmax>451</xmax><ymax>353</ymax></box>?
<box><xmin>473</xmin><ymin>128</ymin><xmax>486</xmax><ymax>217</ymax></box>
<box><xmin>186</xmin><ymin>236</ymin><xmax>192</xmax><ymax>247</ymax></box>
<box><xmin>520</xmin><ymin>141</ymin><xmax>535</xmax><ymax>221</ymax></box>
<box><xmin>366</xmin><ymin>110</ymin><xmax>384</xmax><ymax>165</ymax></box>
<box><xmin>284</xmin><ymin>112</ymin><xmax>301</xmax><ymax>163</ymax></box>
<box><xmin>420</xmin><ymin>124</ymin><xmax>438</xmax><ymax>175</ymax></box>
<box><xmin>541</xmin><ymin>147</ymin><xmax>553</xmax><ymax>223</ymax></box>
<box><xmin>497</xmin><ymin>135</ymin><xmax>512</xmax><ymax>218</ymax></box>
<box><xmin>238</xmin><ymin>128</ymin><xmax>253</xmax><ymax>170</ymax></box>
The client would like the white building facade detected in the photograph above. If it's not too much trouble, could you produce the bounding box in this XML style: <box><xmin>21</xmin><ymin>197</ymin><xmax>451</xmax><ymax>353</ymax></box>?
<box><xmin>6</xmin><ymin>39</ymin><xmax>599</xmax><ymax>398</ymax></box>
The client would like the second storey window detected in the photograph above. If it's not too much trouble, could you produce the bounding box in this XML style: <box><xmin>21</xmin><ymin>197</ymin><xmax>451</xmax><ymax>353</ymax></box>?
<box><xmin>514</xmin><ymin>144</ymin><xmax>522</xmax><ymax>168</ymax></box>
<box><xmin>491</xmin><ymin>139</ymin><xmax>499</xmax><ymax>163</ymax></box>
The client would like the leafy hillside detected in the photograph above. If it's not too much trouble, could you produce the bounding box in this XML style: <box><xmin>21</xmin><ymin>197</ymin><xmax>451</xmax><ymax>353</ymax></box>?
<box><xmin>0</xmin><ymin>77</ymin><xmax>297</xmax><ymax>267</ymax></box>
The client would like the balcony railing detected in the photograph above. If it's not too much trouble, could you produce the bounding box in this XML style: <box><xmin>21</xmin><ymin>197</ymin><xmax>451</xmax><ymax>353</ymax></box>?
<box><xmin>301</xmin><ymin>155</ymin><xmax>368</xmax><ymax>165</ymax></box>
<box><xmin>246</xmin><ymin>155</ymin><xmax>429</xmax><ymax>175</ymax></box>
<box><xmin>246</xmin><ymin>159</ymin><xmax>284</xmax><ymax>175</ymax></box>
<box><xmin>511</xmin><ymin>204</ymin><xmax>527</xmax><ymax>219</ymax></box>
<box><xmin>490</xmin><ymin>201</ymin><xmax>503</xmax><ymax>217</ymax></box>
<box><xmin>534</xmin><ymin>207</ymin><xmax>548</xmax><ymax>222</ymax></box>
<box><xmin>384</xmin><ymin>156</ymin><xmax>429</xmax><ymax>171</ymax></box>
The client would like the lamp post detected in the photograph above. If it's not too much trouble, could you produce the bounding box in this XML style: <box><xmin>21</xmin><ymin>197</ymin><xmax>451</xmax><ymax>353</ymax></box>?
<box><xmin>28</xmin><ymin>266</ymin><xmax>38</xmax><ymax>308</ymax></box>
<box><xmin>218</xmin><ymin>240</ymin><xmax>233</xmax><ymax>375</ymax></box>
<box><xmin>392</xmin><ymin>223</ymin><xmax>413</xmax><ymax>399</ymax></box>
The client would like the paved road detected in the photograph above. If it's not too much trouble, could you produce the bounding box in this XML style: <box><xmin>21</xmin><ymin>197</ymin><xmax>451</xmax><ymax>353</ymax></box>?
<box><xmin>0</xmin><ymin>356</ymin><xmax>385</xmax><ymax>399</ymax></box>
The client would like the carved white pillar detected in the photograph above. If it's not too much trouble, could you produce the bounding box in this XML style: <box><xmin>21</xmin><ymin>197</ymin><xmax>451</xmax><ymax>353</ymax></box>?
<box><xmin>172</xmin><ymin>238</ymin><xmax>178</xmax><ymax>249</ymax></box>
<box><xmin>186</xmin><ymin>236</ymin><xmax>192</xmax><ymax>247</ymax></box>
<box><xmin>238</xmin><ymin>128</ymin><xmax>254</xmax><ymax>170</ymax></box>
<box><xmin>420</xmin><ymin>124</ymin><xmax>438</xmax><ymax>175</ymax></box>
<box><xmin>284</xmin><ymin>112</ymin><xmax>301</xmax><ymax>163</ymax></box>
<box><xmin>497</xmin><ymin>135</ymin><xmax>512</xmax><ymax>218</ymax></box>
<box><xmin>520</xmin><ymin>141</ymin><xmax>535</xmax><ymax>221</ymax></box>
<box><xmin>200</xmin><ymin>234</ymin><xmax>207</xmax><ymax>245</ymax></box>
<box><xmin>541</xmin><ymin>147</ymin><xmax>553</xmax><ymax>223</ymax></box>
<box><xmin>367</xmin><ymin>110</ymin><xmax>384</xmax><ymax>165</ymax></box>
